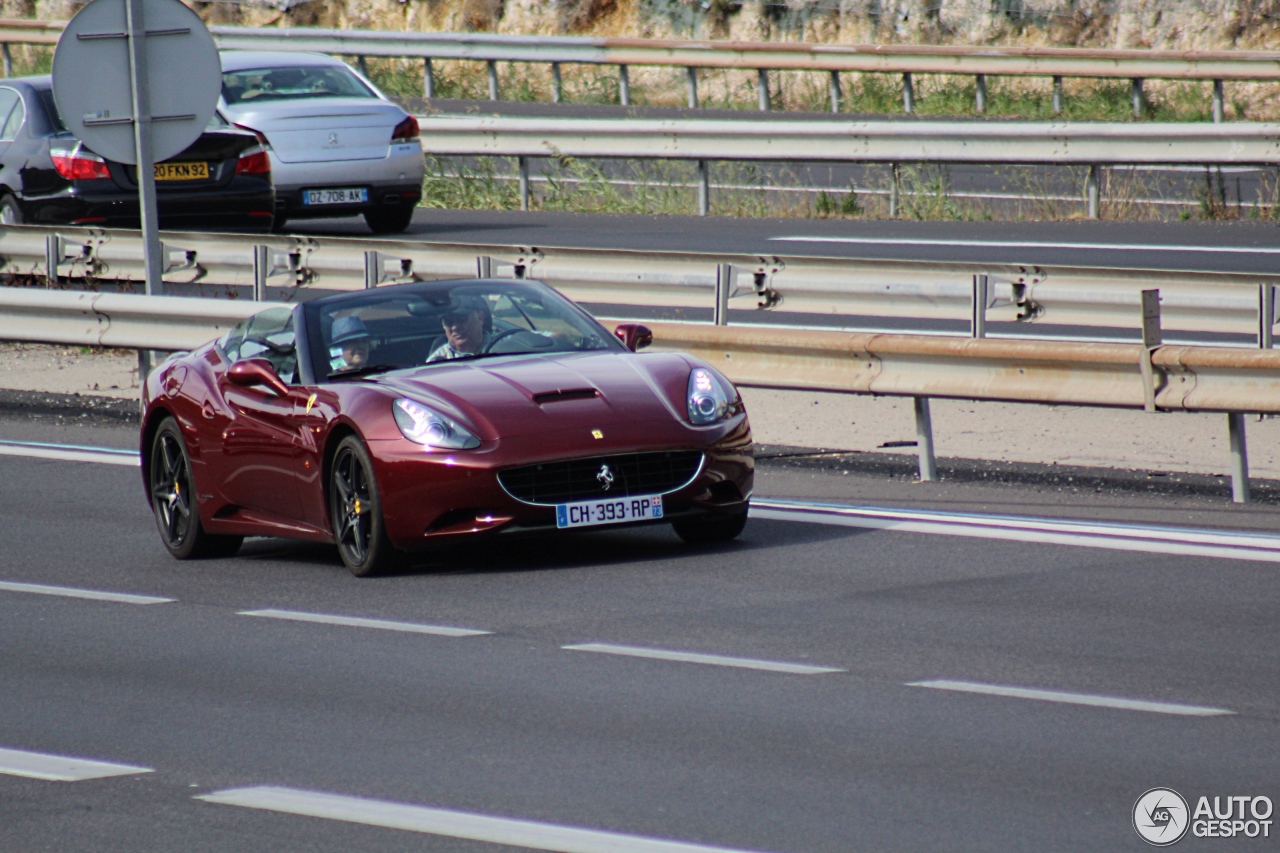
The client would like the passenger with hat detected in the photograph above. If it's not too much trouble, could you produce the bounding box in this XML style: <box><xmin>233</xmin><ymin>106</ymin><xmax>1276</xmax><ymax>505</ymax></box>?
<box><xmin>328</xmin><ymin>314</ymin><xmax>372</xmax><ymax>373</ymax></box>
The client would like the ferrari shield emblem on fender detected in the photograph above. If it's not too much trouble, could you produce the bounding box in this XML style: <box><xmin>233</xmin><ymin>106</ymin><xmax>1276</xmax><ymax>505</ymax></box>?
<box><xmin>596</xmin><ymin>464</ymin><xmax>614</xmax><ymax>491</ymax></box>
<box><xmin>305</xmin><ymin>393</ymin><xmax>317</xmax><ymax>414</ymax></box>
<box><xmin>591</xmin><ymin>429</ymin><xmax>603</xmax><ymax>439</ymax></box>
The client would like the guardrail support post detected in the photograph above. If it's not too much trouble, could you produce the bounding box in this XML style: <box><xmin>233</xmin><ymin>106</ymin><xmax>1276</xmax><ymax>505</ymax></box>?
<box><xmin>757</xmin><ymin>69</ymin><xmax>769</xmax><ymax>111</ymax></box>
<box><xmin>1140</xmin><ymin>288</ymin><xmax>1162</xmax><ymax>414</ymax></box>
<box><xmin>477</xmin><ymin>256</ymin><xmax>493</xmax><ymax>279</ymax></box>
<box><xmin>1131</xmin><ymin>77</ymin><xmax>1145</xmax><ymax>117</ymax></box>
<box><xmin>1260</xmin><ymin>284</ymin><xmax>1276</xmax><ymax>349</ymax></box>
<box><xmin>1229</xmin><ymin>412</ymin><xmax>1251</xmax><ymax>503</ymax></box>
<box><xmin>253</xmin><ymin>245</ymin><xmax>269</xmax><ymax>301</ymax></box>
<box><xmin>697</xmin><ymin>159</ymin><xmax>710</xmax><ymax>216</ymax></box>
<box><xmin>1213</xmin><ymin>79</ymin><xmax>1224</xmax><ymax>123</ymax></box>
<box><xmin>914</xmin><ymin>397</ymin><xmax>937</xmax><ymax>482</ymax></box>
<box><xmin>829</xmin><ymin>71</ymin><xmax>841</xmax><ymax>113</ymax></box>
<box><xmin>971</xmin><ymin>274</ymin><xmax>988</xmax><ymax>338</ymax></box>
<box><xmin>902</xmin><ymin>72</ymin><xmax>914</xmax><ymax>113</ymax></box>
<box><xmin>686</xmin><ymin>67</ymin><xmax>698</xmax><ymax>108</ymax></box>
<box><xmin>1086</xmin><ymin>164</ymin><xmax>1100</xmax><ymax>219</ymax></box>
<box><xmin>518</xmin><ymin>156</ymin><xmax>530</xmax><ymax>211</ymax></box>
<box><xmin>363</xmin><ymin>251</ymin><xmax>380</xmax><ymax>290</ymax></box>
<box><xmin>44</xmin><ymin>235</ymin><xmax>60</xmax><ymax>286</ymax></box>
<box><xmin>1</xmin><ymin>44</ymin><xmax>10</xmax><ymax>78</ymax></box>
<box><xmin>487</xmin><ymin>60</ymin><xmax>499</xmax><ymax>101</ymax></box>
<box><xmin>619</xmin><ymin>64</ymin><xmax>630</xmax><ymax>106</ymax></box>
<box><xmin>552</xmin><ymin>63</ymin><xmax>562</xmax><ymax>103</ymax></box>
<box><xmin>714</xmin><ymin>263</ymin><xmax>732</xmax><ymax>326</ymax></box>
<box><xmin>889</xmin><ymin>163</ymin><xmax>900</xmax><ymax>218</ymax></box>
<box><xmin>1052</xmin><ymin>75</ymin><xmax>1063</xmax><ymax>114</ymax></box>
<box><xmin>975</xmin><ymin>74</ymin><xmax>987</xmax><ymax>113</ymax></box>
<box><xmin>357</xmin><ymin>55</ymin><xmax>368</xmax><ymax>78</ymax></box>
<box><xmin>423</xmin><ymin>58</ymin><xmax>434</xmax><ymax>99</ymax></box>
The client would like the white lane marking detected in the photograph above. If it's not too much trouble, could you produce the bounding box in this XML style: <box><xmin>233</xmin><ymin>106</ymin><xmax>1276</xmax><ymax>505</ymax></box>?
<box><xmin>770</xmin><ymin>235</ymin><xmax>1280</xmax><ymax>256</ymax></box>
<box><xmin>0</xmin><ymin>441</ymin><xmax>140</xmax><ymax>466</ymax></box>
<box><xmin>908</xmin><ymin>679</ymin><xmax>1234</xmax><ymax>717</ymax></box>
<box><xmin>0</xmin><ymin>747</ymin><xmax>153</xmax><ymax>781</ymax></box>
<box><xmin>751</xmin><ymin>499</ymin><xmax>1280</xmax><ymax>564</ymax></box>
<box><xmin>0</xmin><ymin>580</ymin><xmax>173</xmax><ymax>605</ymax></box>
<box><xmin>563</xmin><ymin>642</ymin><xmax>844</xmax><ymax>675</ymax></box>
<box><xmin>198</xmin><ymin>786</ymin><xmax>774</xmax><ymax>853</ymax></box>
<box><xmin>238</xmin><ymin>609</ymin><xmax>491</xmax><ymax>637</ymax></box>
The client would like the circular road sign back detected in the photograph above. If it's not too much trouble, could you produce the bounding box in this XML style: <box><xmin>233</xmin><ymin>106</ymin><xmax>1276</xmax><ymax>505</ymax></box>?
<box><xmin>52</xmin><ymin>0</ymin><xmax>221</xmax><ymax>165</ymax></box>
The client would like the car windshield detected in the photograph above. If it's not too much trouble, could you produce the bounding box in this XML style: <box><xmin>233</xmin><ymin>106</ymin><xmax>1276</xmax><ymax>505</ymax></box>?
<box><xmin>222</xmin><ymin>65</ymin><xmax>376</xmax><ymax>105</ymax></box>
<box><xmin>303</xmin><ymin>281</ymin><xmax>625</xmax><ymax>380</ymax></box>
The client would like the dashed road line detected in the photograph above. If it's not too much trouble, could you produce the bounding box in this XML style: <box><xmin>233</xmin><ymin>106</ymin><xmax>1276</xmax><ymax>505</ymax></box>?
<box><xmin>0</xmin><ymin>580</ymin><xmax>173</xmax><ymax>605</ymax></box>
<box><xmin>751</xmin><ymin>498</ymin><xmax>1280</xmax><ymax>563</ymax></box>
<box><xmin>563</xmin><ymin>642</ymin><xmax>844</xmax><ymax>675</ymax></box>
<box><xmin>0</xmin><ymin>746</ymin><xmax>153</xmax><ymax>781</ymax></box>
<box><xmin>0</xmin><ymin>439</ymin><xmax>139</xmax><ymax>467</ymax></box>
<box><xmin>238</xmin><ymin>608</ymin><xmax>491</xmax><ymax>637</ymax></box>
<box><xmin>197</xmin><ymin>786</ymin><xmax>774</xmax><ymax>853</ymax></box>
<box><xmin>908</xmin><ymin>679</ymin><xmax>1234</xmax><ymax>717</ymax></box>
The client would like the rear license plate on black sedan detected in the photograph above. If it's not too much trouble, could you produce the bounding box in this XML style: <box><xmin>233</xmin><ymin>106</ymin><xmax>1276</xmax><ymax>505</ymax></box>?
<box><xmin>556</xmin><ymin>495</ymin><xmax>664</xmax><ymax>529</ymax></box>
<box><xmin>155</xmin><ymin>162</ymin><xmax>209</xmax><ymax>180</ymax></box>
<box><xmin>303</xmin><ymin>187</ymin><xmax>368</xmax><ymax>205</ymax></box>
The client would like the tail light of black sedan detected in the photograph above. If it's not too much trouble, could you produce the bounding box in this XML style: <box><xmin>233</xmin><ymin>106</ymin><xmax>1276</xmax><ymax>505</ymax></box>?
<box><xmin>235</xmin><ymin>146</ymin><xmax>271</xmax><ymax>176</ymax></box>
<box><xmin>50</xmin><ymin>144</ymin><xmax>110</xmax><ymax>181</ymax></box>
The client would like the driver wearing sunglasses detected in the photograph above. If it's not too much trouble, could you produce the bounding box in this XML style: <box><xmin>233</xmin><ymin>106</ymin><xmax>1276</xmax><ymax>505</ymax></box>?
<box><xmin>426</xmin><ymin>294</ymin><xmax>495</xmax><ymax>362</ymax></box>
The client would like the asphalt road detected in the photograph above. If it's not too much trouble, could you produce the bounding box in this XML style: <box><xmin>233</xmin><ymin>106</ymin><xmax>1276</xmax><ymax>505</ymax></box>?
<box><xmin>296</xmin><ymin>209</ymin><xmax>1280</xmax><ymax>276</ymax></box>
<box><xmin>1</xmin><ymin>417</ymin><xmax>1277</xmax><ymax>852</ymax></box>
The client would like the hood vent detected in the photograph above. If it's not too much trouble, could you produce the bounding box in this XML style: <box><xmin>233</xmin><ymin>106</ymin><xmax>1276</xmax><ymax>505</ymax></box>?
<box><xmin>533</xmin><ymin>388</ymin><xmax>599</xmax><ymax>405</ymax></box>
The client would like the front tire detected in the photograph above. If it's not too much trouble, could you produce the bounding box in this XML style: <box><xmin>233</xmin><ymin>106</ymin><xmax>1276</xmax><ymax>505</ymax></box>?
<box><xmin>149</xmin><ymin>418</ymin><xmax>242</xmax><ymax>559</ymax></box>
<box><xmin>363</xmin><ymin>205</ymin><xmax>415</xmax><ymax>234</ymax></box>
<box><xmin>329</xmin><ymin>435</ymin><xmax>406</xmax><ymax>576</ymax></box>
<box><xmin>672</xmin><ymin>505</ymin><xmax>749</xmax><ymax>545</ymax></box>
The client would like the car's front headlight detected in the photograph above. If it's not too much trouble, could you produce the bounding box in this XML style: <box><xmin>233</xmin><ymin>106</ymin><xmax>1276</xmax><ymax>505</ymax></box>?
<box><xmin>393</xmin><ymin>398</ymin><xmax>480</xmax><ymax>450</ymax></box>
<box><xmin>687</xmin><ymin>367</ymin><xmax>733</xmax><ymax>425</ymax></box>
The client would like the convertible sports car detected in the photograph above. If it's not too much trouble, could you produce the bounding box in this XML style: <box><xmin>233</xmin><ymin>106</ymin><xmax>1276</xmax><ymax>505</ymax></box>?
<box><xmin>141</xmin><ymin>279</ymin><xmax>753</xmax><ymax>575</ymax></box>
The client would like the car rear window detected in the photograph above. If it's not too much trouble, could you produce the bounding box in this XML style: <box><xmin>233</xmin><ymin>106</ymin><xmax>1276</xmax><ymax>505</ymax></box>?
<box><xmin>35</xmin><ymin>87</ymin><xmax>66</xmax><ymax>132</ymax></box>
<box><xmin>222</xmin><ymin>65</ymin><xmax>376</xmax><ymax>105</ymax></box>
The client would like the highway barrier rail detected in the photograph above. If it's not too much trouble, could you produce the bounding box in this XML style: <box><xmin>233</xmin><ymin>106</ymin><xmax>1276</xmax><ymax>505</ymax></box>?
<box><xmin>0</xmin><ymin>222</ymin><xmax>1275</xmax><ymax>502</ymax></box>
<box><xmin>4</xmin><ymin>18</ymin><xmax>1280</xmax><ymax>119</ymax></box>
<box><xmin>415</xmin><ymin>113</ymin><xmax>1280</xmax><ymax>217</ymax></box>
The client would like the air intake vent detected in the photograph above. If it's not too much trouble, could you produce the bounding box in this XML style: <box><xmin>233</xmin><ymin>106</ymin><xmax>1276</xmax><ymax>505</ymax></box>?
<box><xmin>533</xmin><ymin>388</ymin><xmax>598</xmax><ymax>405</ymax></box>
<box><xmin>499</xmin><ymin>450</ymin><xmax>704</xmax><ymax>505</ymax></box>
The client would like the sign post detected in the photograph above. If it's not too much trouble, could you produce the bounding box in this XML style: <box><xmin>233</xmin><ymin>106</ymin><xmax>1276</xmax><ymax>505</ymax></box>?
<box><xmin>51</xmin><ymin>0</ymin><xmax>221</xmax><ymax>378</ymax></box>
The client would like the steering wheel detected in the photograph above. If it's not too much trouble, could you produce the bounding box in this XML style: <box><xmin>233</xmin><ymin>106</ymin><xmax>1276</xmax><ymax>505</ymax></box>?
<box><xmin>479</xmin><ymin>328</ymin><xmax>526</xmax><ymax>353</ymax></box>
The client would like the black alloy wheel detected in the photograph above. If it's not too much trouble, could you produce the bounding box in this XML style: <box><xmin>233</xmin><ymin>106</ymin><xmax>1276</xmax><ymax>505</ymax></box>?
<box><xmin>329</xmin><ymin>435</ymin><xmax>405</xmax><ymax>576</ymax></box>
<box><xmin>672</xmin><ymin>503</ymin><xmax>749</xmax><ymax>545</ymax></box>
<box><xmin>363</xmin><ymin>205</ymin><xmax>415</xmax><ymax>234</ymax></box>
<box><xmin>149</xmin><ymin>418</ymin><xmax>242</xmax><ymax>559</ymax></box>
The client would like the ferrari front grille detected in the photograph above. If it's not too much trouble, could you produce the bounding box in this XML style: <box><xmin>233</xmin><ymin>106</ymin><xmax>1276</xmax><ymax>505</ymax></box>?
<box><xmin>498</xmin><ymin>450</ymin><xmax>705</xmax><ymax>506</ymax></box>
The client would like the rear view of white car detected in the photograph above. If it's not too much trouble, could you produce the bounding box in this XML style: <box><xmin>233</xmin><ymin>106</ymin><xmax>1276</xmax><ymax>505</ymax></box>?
<box><xmin>219</xmin><ymin>51</ymin><xmax>424</xmax><ymax>233</ymax></box>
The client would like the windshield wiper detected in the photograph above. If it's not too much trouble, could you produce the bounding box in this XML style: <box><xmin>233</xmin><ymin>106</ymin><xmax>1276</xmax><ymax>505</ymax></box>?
<box><xmin>326</xmin><ymin>363</ymin><xmax>402</xmax><ymax>380</ymax></box>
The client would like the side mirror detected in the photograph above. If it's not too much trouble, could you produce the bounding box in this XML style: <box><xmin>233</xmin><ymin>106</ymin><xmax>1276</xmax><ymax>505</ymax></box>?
<box><xmin>614</xmin><ymin>323</ymin><xmax>653</xmax><ymax>352</ymax></box>
<box><xmin>228</xmin><ymin>358</ymin><xmax>289</xmax><ymax>396</ymax></box>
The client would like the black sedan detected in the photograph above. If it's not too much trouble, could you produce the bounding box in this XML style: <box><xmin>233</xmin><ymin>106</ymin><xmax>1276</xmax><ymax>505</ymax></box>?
<box><xmin>0</xmin><ymin>75</ymin><xmax>275</xmax><ymax>231</ymax></box>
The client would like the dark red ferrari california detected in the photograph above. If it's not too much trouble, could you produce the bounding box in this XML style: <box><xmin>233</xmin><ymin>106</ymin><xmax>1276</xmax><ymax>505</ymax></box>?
<box><xmin>141</xmin><ymin>279</ymin><xmax>753</xmax><ymax>575</ymax></box>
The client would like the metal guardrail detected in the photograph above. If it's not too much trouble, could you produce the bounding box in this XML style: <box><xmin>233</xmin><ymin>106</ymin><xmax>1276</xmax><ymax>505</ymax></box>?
<box><xmin>2</xmin><ymin>224</ymin><xmax>1278</xmax><ymax>338</ymax></box>
<box><xmin>0</xmin><ymin>283</ymin><xmax>1270</xmax><ymax>502</ymax></box>
<box><xmin>416</xmin><ymin>113</ymin><xmax>1280</xmax><ymax>217</ymax></box>
<box><xmin>4</xmin><ymin>18</ymin><xmax>1280</xmax><ymax>119</ymax></box>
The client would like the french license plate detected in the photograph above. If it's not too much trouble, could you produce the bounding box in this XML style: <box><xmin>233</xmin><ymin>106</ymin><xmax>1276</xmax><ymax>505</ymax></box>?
<box><xmin>556</xmin><ymin>494</ymin><xmax>664</xmax><ymax>529</ymax></box>
<box><xmin>155</xmin><ymin>162</ymin><xmax>208</xmax><ymax>181</ymax></box>
<box><xmin>303</xmin><ymin>187</ymin><xmax>368</xmax><ymax>205</ymax></box>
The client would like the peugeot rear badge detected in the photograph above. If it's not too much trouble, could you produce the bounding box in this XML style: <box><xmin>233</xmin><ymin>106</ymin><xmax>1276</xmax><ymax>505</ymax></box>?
<box><xmin>596</xmin><ymin>464</ymin><xmax>615</xmax><ymax>491</ymax></box>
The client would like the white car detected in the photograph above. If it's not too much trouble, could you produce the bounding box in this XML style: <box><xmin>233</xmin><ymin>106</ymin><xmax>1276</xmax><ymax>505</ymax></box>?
<box><xmin>219</xmin><ymin>51</ymin><xmax>425</xmax><ymax>234</ymax></box>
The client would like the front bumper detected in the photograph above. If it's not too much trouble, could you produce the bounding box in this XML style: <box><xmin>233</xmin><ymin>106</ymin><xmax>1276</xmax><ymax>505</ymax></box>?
<box><xmin>368</xmin><ymin>415</ymin><xmax>753</xmax><ymax>551</ymax></box>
